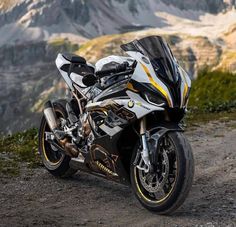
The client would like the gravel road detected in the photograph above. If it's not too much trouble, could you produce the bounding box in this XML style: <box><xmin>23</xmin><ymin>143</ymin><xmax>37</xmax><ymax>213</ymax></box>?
<box><xmin>0</xmin><ymin>120</ymin><xmax>235</xmax><ymax>227</ymax></box>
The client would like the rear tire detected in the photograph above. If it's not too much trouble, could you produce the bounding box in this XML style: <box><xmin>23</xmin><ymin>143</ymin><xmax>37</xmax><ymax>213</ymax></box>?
<box><xmin>130</xmin><ymin>131</ymin><xmax>194</xmax><ymax>214</ymax></box>
<box><xmin>38</xmin><ymin>99</ymin><xmax>77</xmax><ymax>178</ymax></box>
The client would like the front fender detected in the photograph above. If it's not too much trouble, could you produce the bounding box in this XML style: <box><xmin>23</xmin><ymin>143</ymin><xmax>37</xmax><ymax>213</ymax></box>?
<box><xmin>149</xmin><ymin>122</ymin><xmax>184</xmax><ymax>135</ymax></box>
<box><xmin>148</xmin><ymin>123</ymin><xmax>184</xmax><ymax>166</ymax></box>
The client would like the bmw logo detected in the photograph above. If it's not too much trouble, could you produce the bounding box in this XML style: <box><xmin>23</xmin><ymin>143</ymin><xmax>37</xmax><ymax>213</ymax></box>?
<box><xmin>128</xmin><ymin>100</ymin><xmax>134</xmax><ymax>108</ymax></box>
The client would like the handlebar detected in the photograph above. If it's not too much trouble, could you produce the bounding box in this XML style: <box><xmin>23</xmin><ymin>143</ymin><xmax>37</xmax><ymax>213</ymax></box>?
<box><xmin>96</xmin><ymin>62</ymin><xmax>131</xmax><ymax>78</ymax></box>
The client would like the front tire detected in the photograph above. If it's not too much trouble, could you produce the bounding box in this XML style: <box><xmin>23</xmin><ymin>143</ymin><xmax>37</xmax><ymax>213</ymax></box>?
<box><xmin>38</xmin><ymin>99</ymin><xmax>77</xmax><ymax>178</ymax></box>
<box><xmin>130</xmin><ymin>131</ymin><xmax>194</xmax><ymax>214</ymax></box>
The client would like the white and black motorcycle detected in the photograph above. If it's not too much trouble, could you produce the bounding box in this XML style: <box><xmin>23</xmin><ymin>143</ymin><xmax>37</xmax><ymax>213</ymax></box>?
<box><xmin>38</xmin><ymin>36</ymin><xmax>194</xmax><ymax>214</ymax></box>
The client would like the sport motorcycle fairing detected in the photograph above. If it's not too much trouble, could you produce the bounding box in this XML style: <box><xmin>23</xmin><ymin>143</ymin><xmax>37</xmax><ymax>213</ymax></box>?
<box><xmin>121</xmin><ymin>36</ymin><xmax>191</xmax><ymax>109</ymax></box>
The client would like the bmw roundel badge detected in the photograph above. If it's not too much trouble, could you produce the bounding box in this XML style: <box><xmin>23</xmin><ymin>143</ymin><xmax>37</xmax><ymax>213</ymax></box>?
<box><xmin>128</xmin><ymin>100</ymin><xmax>134</xmax><ymax>108</ymax></box>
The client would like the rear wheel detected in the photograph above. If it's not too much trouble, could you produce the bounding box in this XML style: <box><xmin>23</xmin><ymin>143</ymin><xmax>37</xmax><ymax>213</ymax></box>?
<box><xmin>38</xmin><ymin>100</ymin><xmax>77</xmax><ymax>178</ymax></box>
<box><xmin>130</xmin><ymin>131</ymin><xmax>194</xmax><ymax>214</ymax></box>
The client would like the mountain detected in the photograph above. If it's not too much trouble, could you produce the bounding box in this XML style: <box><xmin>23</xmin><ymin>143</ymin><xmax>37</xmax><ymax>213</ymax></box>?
<box><xmin>161</xmin><ymin>0</ymin><xmax>235</xmax><ymax>13</ymax></box>
<box><xmin>0</xmin><ymin>0</ymin><xmax>235</xmax><ymax>46</ymax></box>
<box><xmin>0</xmin><ymin>0</ymin><xmax>236</xmax><ymax>133</ymax></box>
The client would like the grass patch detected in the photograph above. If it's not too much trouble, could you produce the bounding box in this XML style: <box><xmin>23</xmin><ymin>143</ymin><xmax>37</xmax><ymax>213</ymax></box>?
<box><xmin>48</xmin><ymin>38</ymin><xmax>79</xmax><ymax>53</ymax></box>
<box><xmin>0</xmin><ymin>128</ymin><xmax>41</xmax><ymax>177</ymax></box>
<box><xmin>185</xmin><ymin>110</ymin><xmax>236</xmax><ymax>127</ymax></box>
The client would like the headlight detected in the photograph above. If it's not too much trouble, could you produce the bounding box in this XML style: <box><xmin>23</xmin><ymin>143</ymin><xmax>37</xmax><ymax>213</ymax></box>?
<box><xmin>144</xmin><ymin>92</ymin><xmax>165</xmax><ymax>106</ymax></box>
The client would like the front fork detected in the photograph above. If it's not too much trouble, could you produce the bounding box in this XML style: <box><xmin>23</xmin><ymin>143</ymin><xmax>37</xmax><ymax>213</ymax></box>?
<box><xmin>137</xmin><ymin>117</ymin><xmax>152</xmax><ymax>173</ymax></box>
<box><xmin>136</xmin><ymin>117</ymin><xmax>185</xmax><ymax>174</ymax></box>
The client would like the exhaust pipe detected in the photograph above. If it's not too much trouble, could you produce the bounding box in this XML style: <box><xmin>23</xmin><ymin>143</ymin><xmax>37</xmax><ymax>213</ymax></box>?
<box><xmin>44</xmin><ymin>101</ymin><xmax>58</xmax><ymax>132</ymax></box>
<box><xmin>43</xmin><ymin>101</ymin><xmax>64</xmax><ymax>140</ymax></box>
<box><xmin>43</xmin><ymin>101</ymin><xmax>79</xmax><ymax>157</ymax></box>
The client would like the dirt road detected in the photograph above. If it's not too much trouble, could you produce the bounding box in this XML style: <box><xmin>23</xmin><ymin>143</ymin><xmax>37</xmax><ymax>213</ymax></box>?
<box><xmin>0</xmin><ymin>120</ymin><xmax>235</xmax><ymax>227</ymax></box>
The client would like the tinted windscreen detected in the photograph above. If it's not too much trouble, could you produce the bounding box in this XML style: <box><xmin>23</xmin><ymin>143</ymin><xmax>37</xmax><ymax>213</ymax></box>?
<box><xmin>121</xmin><ymin>36</ymin><xmax>178</xmax><ymax>83</ymax></box>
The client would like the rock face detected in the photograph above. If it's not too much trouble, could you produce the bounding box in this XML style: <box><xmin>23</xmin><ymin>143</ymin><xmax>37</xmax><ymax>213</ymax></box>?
<box><xmin>0</xmin><ymin>0</ymin><xmax>236</xmax><ymax>133</ymax></box>
<box><xmin>0</xmin><ymin>40</ymin><xmax>77</xmax><ymax>134</ymax></box>
<box><xmin>0</xmin><ymin>41</ymin><xmax>54</xmax><ymax>66</ymax></box>
<box><xmin>0</xmin><ymin>0</ymin><xmax>167</xmax><ymax>45</ymax></box>
<box><xmin>0</xmin><ymin>62</ymin><xmax>56</xmax><ymax>134</ymax></box>
<box><xmin>161</xmin><ymin>0</ymin><xmax>235</xmax><ymax>13</ymax></box>
<box><xmin>0</xmin><ymin>0</ymin><xmax>235</xmax><ymax>46</ymax></box>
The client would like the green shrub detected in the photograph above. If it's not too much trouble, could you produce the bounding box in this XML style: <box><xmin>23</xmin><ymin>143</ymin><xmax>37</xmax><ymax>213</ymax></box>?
<box><xmin>188</xmin><ymin>70</ymin><xmax>236</xmax><ymax>113</ymax></box>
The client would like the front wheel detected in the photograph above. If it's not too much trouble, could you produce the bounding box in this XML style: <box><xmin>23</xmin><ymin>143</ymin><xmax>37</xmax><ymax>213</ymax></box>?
<box><xmin>130</xmin><ymin>131</ymin><xmax>194</xmax><ymax>214</ymax></box>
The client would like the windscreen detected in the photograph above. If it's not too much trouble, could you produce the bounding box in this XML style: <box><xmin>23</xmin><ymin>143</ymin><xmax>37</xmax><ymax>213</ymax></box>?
<box><xmin>121</xmin><ymin>36</ymin><xmax>179</xmax><ymax>83</ymax></box>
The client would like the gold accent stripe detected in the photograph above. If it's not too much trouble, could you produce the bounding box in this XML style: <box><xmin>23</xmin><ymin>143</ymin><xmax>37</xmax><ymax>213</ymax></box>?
<box><xmin>181</xmin><ymin>73</ymin><xmax>189</xmax><ymax>106</ymax></box>
<box><xmin>95</xmin><ymin>161</ymin><xmax>118</xmax><ymax>177</ymax></box>
<box><xmin>183</xmin><ymin>83</ymin><xmax>188</xmax><ymax>98</ymax></box>
<box><xmin>141</xmin><ymin>63</ymin><xmax>173</xmax><ymax>107</ymax></box>
<box><xmin>127</xmin><ymin>82</ymin><xmax>138</xmax><ymax>92</ymax></box>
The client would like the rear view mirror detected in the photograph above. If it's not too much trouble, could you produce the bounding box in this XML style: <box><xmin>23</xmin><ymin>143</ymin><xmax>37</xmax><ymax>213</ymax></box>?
<box><xmin>82</xmin><ymin>73</ymin><xmax>97</xmax><ymax>87</ymax></box>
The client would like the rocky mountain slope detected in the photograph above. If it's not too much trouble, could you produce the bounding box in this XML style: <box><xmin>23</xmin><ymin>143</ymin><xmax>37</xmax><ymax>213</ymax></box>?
<box><xmin>162</xmin><ymin>0</ymin><xmax>235</xmax><ymax>13</ymax></box>
<box><xmin>0</xmin><ymin>0</ymin><xmax>235</xmax><ymax>45</ymax></box>
<box><xmin>0</xmin><ymin>40</ymin><xmax>79</xmax><ymax>134</ymax></box>
<box><xmin>0</xmin><ymin>0</ymin><xmax>236</xmax><ymax>133</ymax></box>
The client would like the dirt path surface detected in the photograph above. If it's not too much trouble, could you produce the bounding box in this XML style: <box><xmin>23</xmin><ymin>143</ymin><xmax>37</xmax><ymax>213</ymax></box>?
<box><xmin>0</xmin><ymin>121</ymin><xmax>236</xmax><ymax>227</ymax></box>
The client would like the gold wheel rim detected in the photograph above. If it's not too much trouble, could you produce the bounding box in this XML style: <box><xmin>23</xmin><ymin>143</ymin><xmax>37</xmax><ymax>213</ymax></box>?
<box><xmin>134</xmin><ymin>137</ymin><xmax>178</xmax><ymax>204</ymax></box>
<box><xmin>134</xmin><ymin>167</ymin><xmax>177</xmax><ymax>204</ymax></box>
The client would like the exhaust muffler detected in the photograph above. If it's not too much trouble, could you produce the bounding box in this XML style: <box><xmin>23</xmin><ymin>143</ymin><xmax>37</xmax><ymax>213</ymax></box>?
<box><xmin>43</xmin><ymin>101</ymin><xmax>79</xmax><ymax>157</ymax></box>
<box><xmin>43</xmin><ymin>101</ymin><xmax>65</xmax><ymax>140</ymax></box>
<box><xmin>44</xmin><ymin>101</ymin><xmax>58</xmax><ymax>132</ymax></box>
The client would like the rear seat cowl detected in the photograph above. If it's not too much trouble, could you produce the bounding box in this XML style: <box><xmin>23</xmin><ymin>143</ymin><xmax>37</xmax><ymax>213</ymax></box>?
<box><xmin>62</xmin><ymin>53</ymin><xmax>86</xmax><ymax>64</ymax></box>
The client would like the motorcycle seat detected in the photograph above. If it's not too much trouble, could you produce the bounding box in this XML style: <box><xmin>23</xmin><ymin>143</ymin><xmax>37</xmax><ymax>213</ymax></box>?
<box><xmin>62</xmin><ymin>53</ymin><xmax>86</xmax><ymax>64</ymax></box>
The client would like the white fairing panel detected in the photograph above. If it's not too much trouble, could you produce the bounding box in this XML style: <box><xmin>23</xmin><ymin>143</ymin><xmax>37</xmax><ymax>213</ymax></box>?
<box><xmin>55</xmin><ymin>53</ymin><xmax>73</xmax><ymax>90</ymax></box>
<box><xmin>70</xmin><ymin>73</ymin><xmax>87</xmax><ymax>88</ymax></box>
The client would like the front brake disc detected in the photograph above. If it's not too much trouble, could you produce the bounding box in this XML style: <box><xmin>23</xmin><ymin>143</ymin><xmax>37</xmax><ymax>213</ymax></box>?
<box><xmin>138</xmin><ymin>150</ymin><xmax>169</xmax><ymax>193</ymax></box>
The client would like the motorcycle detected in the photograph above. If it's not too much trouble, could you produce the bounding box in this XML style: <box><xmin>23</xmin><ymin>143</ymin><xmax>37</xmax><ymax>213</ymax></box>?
<box><xmin>38</xmin><ymin>35</ymin><xmax>194</xmax><ymax>214</ymax></box>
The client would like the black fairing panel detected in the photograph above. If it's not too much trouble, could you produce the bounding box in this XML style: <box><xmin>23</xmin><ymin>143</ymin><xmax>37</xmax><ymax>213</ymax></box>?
<box><xmin>87</xmin><ymin>131</ymin><xmax>130</xmax><ymax>184</ymax></box>
<box><xmin>62</xmin><ymin>53</ymin><xmax>86</xmax><ymax>64</ymax></box>
<box><xmin>128</xmin><ymin>79</ymin><xmax>182</xmax><ymax>108</ymax></box>
<box><xmin>61</xmin><ymin>63</ymin><xmax>94</xmax><ymax>75</ymax></box>
<box><xmin>138</xmin><ymin>36</ymin><xmax>178</xmax><ymax>84</ymax></box>
<box><xmin>94</xmin><ymin>78</ymin><xmax>129</xmax><ymax>102</ymax></box>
